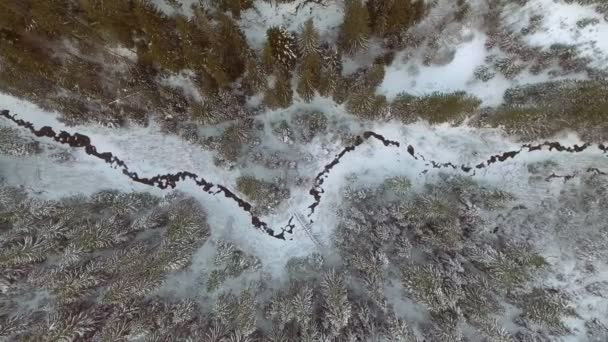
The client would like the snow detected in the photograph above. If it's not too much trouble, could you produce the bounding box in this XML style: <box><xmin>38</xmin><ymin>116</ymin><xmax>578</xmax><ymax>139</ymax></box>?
<box><xmin>3</xmin><ymin>88</ymin><xmax>608</xmax><ymax>280</ymax></box>
<box><xmin>3</xmin><ymin>0</ymin><xmax>608</xmax><ymax>336</ymax></box>
<box><xmin>107</xmin><ymin>46</ymin><xmax>138</xmax><ymax>62</ymax></box>
<box><xmin>238</xmin><ymin>0</ymin><xmax>344</xmax><ymax>50</ymax></box>
<box><xmin>379</xmin><ymin>31</ymin><xmax>489</xmax><ymax>101</ymax></box>
<box><xmin>504</xmin><ymin>0</ymin><xmax>608</xmax><ymax>69</ymax></box>
<box><xmin>160</xmin><ymin>70</ymin><xmax>204</xmax><ymax>103</ymax></box>
<box><xmin>377</xmin><ymin>29</ymin><xmax>587</xmax><ymax>106</ymax></box>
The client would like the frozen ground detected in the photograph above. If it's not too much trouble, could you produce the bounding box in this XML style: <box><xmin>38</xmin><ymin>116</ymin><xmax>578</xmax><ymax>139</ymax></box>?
<box><xmin>2</xmin><ymin>91</ymin><xmax>607</xmax><ymax>272</ymax></box>
<box><xmin>2</xmin><ymin>0</ymin><xmax>608</xmax><ymax>339</ymax></box>
<box><xmin>504</xmin><ymin>0</ymin><xmax>608</xmax><ymax>69</ymax></box>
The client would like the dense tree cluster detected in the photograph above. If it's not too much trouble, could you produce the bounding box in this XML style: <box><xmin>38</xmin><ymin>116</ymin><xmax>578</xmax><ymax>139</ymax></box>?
<box><xmin>0</xmin><ymin>0</ymin><xmax>432</xmax><ymax>128</ymax></box>
<box><xmin>390</xmin><ymin>91</ymin><xmax>482</xmax><ymax>124</ymax></box>
<box><xmin>479</xmin><ymin>80</ymin><xmax>608</xmax><ymax>141</ymax></box>
<box><xmin>0</xmin><ymin>185</ymin><xmax>211</xmax><ymax>340</ymax></box>
<box><xmin>327</xmin><ymin>173</ymin><xmax>600</xmax><ymax>340</ymax></box>
<box><xmin>0</xmin><ymin>0</ymin><xmax>251</xmax><ymax>128</ymax></box>
<box><xmin>2</xmin><ymin>167</ymin><xmax>608</xmax><ymax>341</ymax></box>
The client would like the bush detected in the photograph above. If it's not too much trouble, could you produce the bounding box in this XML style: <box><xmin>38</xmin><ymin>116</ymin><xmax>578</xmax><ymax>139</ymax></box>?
<box><xmin>235</xmin><ymin>176</ymin><xmax>290</xmax><ymax>215</ymax></box>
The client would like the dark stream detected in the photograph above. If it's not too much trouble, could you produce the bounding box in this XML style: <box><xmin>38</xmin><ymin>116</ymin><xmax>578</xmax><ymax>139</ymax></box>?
<box><xmin>2</xmin><ymin>109</ymin><xmax>606</xmax><ymax>239</ymax></box>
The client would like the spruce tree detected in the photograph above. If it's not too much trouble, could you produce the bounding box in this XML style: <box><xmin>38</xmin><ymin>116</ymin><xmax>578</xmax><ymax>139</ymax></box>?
<box><xmin>264</xmin><ymin>26</ymin><xmax>297</xmax><ymax>71</ymax></box>
<box><xmin>339</xmin><ymin>0</ymin><xmax>370</xmax><ymax>55</ymax></box>
<box><xmin>215</xmin><ymin>14</ymin><xmax>248</xmax><ymax>81</ymax></box>
<box><xmin>264</xmin><ymin>70</ymin><xmax>293</xmax><ymax>109</ymax></box>
<box><xmin>318</xmin><ymin>45</ymin><xmax>341</xmax><ymax>98</ymax></box>
<box><xmin>298</xmin><ymin>18</ymin><xmax>320</xmax><ymax>56</ymax></box>
<box><xmin>367</xmin><ymin>0</ymin><xmax>425</xmax><ymax>38</ymax></box>
<box><xmin>297</xmin><ymin>19</ymin><xmax>322</xmax><ymax>102</ymax></box>
<box><xmin>297</xmin><ymin>54</ymin><xmax>321</xmax><ymax>102</ymax></box>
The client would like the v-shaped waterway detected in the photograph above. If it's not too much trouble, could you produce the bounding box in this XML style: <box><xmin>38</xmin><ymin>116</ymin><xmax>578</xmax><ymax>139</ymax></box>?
<box><xmin>2</xmin><ymin>109</ymin><xmax>607</xmax><ymax>240</ymax></box>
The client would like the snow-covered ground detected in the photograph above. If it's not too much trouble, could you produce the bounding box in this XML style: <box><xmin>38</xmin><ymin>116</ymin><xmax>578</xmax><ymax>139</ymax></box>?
<box><xmin>504</xmin><ymin>0</ymin><xmax>608</xmax><ymax>69</ymax></box>
<box><xmin>239</xmin><ymin>0</ymin><xmax>344</xmax><ymax>50</ymax></box>
<box><xmin>2</xmin><ymin>0</ymin><xmax>608</xmax><ymax>339</ymax></box>
<box><xmin>2</xmin><ymin>91</ymin><xmax>607</xmax><ymax>276</ymax></box>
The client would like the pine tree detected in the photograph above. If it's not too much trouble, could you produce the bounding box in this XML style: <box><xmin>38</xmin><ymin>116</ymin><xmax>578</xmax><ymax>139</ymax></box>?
<box><xmin>318</xmin><ymin>45</ymin><xmax>341</xmax><ymax>97</ymax></box>
<box><xmin>243</xmin><ymin>54</ymin><xmax>268</xmax><ymax>94</ymax></box>
<box><xmin>297</xmin><ymin>57</ymin><xmax>320</xmax><ymax>102</ymax></box>
<box><xmin>79</xmin><ymin>0</ymin><xmax>137</xmax><ymax>46</ymax></box>
<box><xmin>339</xmin><ymin>0</ymin><xmax>370</xmax><ymax>55</ymax></box>
<box><xmin>298</xmin><ymin>19</ymin><xmax>320</xmax><ymax>56</ymax></box>
<box><xmin>29</xmin><ymin>0</ymin><xmax>76</xmax><ymax>38</ymax></box>
<box><xmin>346</xmin><ymin>86</ymin><xmax>375</xmax><ymax>115</ymax></box>
<box><xmin>296</xmin><ymin>19</ymin><xmax>322</xmax><ymax>102</ymax></box>
<box><xmin>0</xmin><ymin>2</ymin><xmax>27</xmax><ymax>32</ymax></box>
<box><xmin>321</xmin><ymin>271</ymin><xmax>352</xmax><ymax>337</ymax></box>
<box><xmin>264</xmin><ymin>26</ymin><xmax>297</xmax><ymax>71</ymax></box>
<box><xmin>264</xmin><ymin>70</ymin><xmax>293</xmax><ymax>109</ymax></box>
<box><xmin>215</xmin><ymin>14</ymin><xmax>248</xmax><ymax>81</ymax></box>
<box><xmin>133</xmin><ymin>1</ymin><xmax>184</xmax><ymax>71</ymax></box>
<box><xmin>367</xmin><ymin>0</ymin><xmax>425</xmax><ymax>38</ymax></box>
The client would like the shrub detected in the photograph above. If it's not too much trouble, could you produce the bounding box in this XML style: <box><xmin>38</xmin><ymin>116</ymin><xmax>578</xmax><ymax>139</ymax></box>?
<box><xmin>235</xmin><ymin>176</ymin><xmax>289</xmax><ymax>215</ymax></box>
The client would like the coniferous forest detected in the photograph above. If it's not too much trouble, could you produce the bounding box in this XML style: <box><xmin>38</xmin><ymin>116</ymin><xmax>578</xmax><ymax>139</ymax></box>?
<box><xmin>1</xmin><ymin>0</ymin><xmax>608</xmax><ymax>341</ymax></box>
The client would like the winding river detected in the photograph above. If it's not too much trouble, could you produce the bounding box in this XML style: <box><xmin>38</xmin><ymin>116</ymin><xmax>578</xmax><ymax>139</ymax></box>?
<box><xmin>2</xmin><ymin>109</ymin><xmax>606</xmax><ymax>240</ymax></box>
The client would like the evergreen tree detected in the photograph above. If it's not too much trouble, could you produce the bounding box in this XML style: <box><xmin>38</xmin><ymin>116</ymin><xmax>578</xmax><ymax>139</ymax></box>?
<box><xmin>321</xmin><ymin>271</ymin><xmax>352</xmax><ymax>337</ymax></box>
<box><xmin>367</xmin><ymin>0</ymin><xmax>425</xmax><ymax>38</ymax></box>
<box><xmin>297</xmin><ymin>18</ymin><xmax>320</xmax><ymax>56</ymax></box>
<box><xmin>133</xmin><ymin>1</ymin><xmax>184</xmax><ymax>71</ymax></box>
<box><xmin>296</xmin><ymin>19</ymin><xmax>322</xmax><ymax>102</ymax></box>
<box><xmin>297</xmin><ymin>54</ymin><xmax>321</xmax><ymax>102</ymax></box>
<box><xmin>263</xmin><ymin>26</ymin><xmax>297</xmax><ymax>71</ymax></box>
<box><xmin>339</xmin><ymin>0</ymin><xmax>370</xmax><ymax>55</ymax></box>
<box><xmin>264</xmin><ymin>70</ymin><xmax>293</xmax><ymax>109</ymax></box>
<box><xmin>243</xmin><ymin>53</ymin><xmax>268</xmax><ymax>94</ymax></box>
<box><xmin>0</xmin><ymin>2</ymin><xmax>27</xmax><ymax>32</ymax></box>
<box><xmin>29</xmin><ymin>0</ymin><xmax>76</xmax><ymax>38</ymax></box>
<box><xmin>215</xmin><ymin>14</ymin><xmax>248</xmax><ymax>81</ymax></box>
<box><xmin>318</xmin><ymin>45</ymin><xmax>341</xmax><ymax>98</ymax></box>
<box><xmin>186</xmin><ymin>7</ymin><xmax>232</xmax><ymax>91</ymax></box>
<box><xmin>79</xmin><ymin>0</ymin><xmax>137</xmax><ymax>46</ymax></box>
